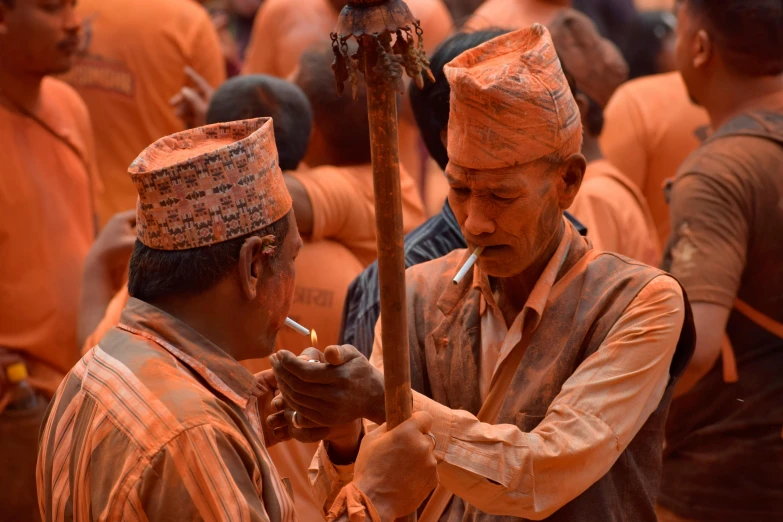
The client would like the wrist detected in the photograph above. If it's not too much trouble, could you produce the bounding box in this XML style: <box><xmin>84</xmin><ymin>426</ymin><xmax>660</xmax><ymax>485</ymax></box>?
<box><xmin>354</xmin><ymin>478</ymin><xmax>395</xmax><ymax>522</ymax></box>
<box><xmin>326</xmin><ymin>421</ymin><xmax>363</xmax><ymax>465</ymax></box>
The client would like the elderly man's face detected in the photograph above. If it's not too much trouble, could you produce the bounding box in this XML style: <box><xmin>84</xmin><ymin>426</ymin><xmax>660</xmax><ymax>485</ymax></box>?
<box><xmin>446</xmin><ymin>157</ymin><xmax>582</xmax><ymax>278</ymax></box>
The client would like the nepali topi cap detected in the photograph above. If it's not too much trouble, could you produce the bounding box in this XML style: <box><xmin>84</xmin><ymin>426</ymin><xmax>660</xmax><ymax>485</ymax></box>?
<box><xmin>548</xmin><ymin>8</ymin><xmax>628</xmax><ymax>108</ymax></box>
<box><xmin>444</xmin><ymin>24</ymin><xmax>582</xmax><ymax>170</ymax></box>
<box><xmin>129</xmin><ymin>117</ymin><xmax>292</xmax><ymax>251</ymax></box>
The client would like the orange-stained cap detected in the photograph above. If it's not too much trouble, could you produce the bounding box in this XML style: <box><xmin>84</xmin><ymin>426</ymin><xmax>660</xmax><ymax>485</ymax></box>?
<box><xmin>129</xmin><ymin>118</ymin><xmax>292</xmax><ymax>251</ymax></box>
<box><xmin>548</xmin><ymin>9</ymin><xmax>628</xmax><ymax>108</ymax></box>
<box><xmin>444</xmin><ymin>24</ymin><xmax>582</xmax><ymax>170</ymax></box>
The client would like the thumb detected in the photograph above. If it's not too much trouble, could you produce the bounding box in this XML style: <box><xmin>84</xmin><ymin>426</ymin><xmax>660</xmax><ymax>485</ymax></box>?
<box><xmin>324</xmin><ymin>344</ymin><xmax>361</xmax><ymax>366</ymax></box>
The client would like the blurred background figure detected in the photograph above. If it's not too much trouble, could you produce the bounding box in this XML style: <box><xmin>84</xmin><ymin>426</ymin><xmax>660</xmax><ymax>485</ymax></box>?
<box><xmin>61</xmin><ymin>0</ymin><xmax>226</xmax><ymax>226</ymax></box>
<box><xmin>620</xmin><ymin>10</ymin><xmax>677</xmax><ymax>79</ymax></box>
<box><xmin>287</xmin><ymin>43</ymin><xmax>426</xmax><ymax>267</ymax></box>
<box><xmin>0</xmin><ymin>0</ymin><xmax>96</xmax><ymax>519</ymax></box>
<box><xmin>243</xmin><ymin>0</ymin><xmax>454</xmax><ymax>204</ymax></box>
<box><xmin>550</xmin><ymin>9</ymin><xmax>661</xmax><ymax>266</ymax></box>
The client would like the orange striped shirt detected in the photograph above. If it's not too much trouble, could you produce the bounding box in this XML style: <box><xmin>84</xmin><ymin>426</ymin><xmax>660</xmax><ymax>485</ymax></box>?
<box><xmin>36</xmin><ymin>298</ymin><xmax>298</xmax><ymax>522</ymax></box>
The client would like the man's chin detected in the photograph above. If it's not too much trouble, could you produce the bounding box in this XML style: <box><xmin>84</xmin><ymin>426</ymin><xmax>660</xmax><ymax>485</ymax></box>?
<box><xmin>49</xmin><ymin>58</ymin><xmax>75</xmax><ymax>76</ymax></box>
<box><xmin>477</xmin><ymin>257</ymin><xmax>531</xmax><ymax>279</ymax></box>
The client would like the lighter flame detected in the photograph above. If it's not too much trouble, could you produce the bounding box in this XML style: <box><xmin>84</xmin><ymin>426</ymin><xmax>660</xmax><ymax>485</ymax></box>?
<box><xmin>310</xmin><ymin>329</ymin><xmax>318</xmax><ymax>348</ymax></box>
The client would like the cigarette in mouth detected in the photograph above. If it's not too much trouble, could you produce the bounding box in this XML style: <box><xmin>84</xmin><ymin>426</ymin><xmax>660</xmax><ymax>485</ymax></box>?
<box><xmin>284</xmin><ymin>317</ymin><xmax>310</xmax><ymax>336</ymax></box>
<box><xmin>452</xmin><ymin>246</ymin><xmax>484</xmax><ymax>285</ymax></box>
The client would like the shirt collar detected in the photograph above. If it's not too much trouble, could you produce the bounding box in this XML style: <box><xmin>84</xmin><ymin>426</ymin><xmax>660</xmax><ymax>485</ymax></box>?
<box><xmin>473</xmin><ymin>216</ymin><xmax>573</xmax><ymax>328</ymax></box>
<box><xmin>117</xmin><ymin>298</ymin><xmax>264</xmax><ymax>410</ymax></box>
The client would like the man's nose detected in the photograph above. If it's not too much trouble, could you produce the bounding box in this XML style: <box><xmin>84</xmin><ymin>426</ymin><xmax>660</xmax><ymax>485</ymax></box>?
<box><xmin>63</xmin><ymin>6</ymin><xmax>81</xmax><ymax>33</ymax></box>
<box><xmin>464</xmin><ymin>197</ymin><xmax>495</xmax><ymax>236</ymax></box>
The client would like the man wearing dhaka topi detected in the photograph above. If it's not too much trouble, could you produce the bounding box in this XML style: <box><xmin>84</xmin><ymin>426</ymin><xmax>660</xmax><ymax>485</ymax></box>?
<box><xmin>36</xmin><ymin>118</ymin><xmax>438</xmax><ymax>522</ymax></box>
<box><xmin>269</xmin><ymin>26</ymin><xmax>696</xmax><ymax>521</ymax></box>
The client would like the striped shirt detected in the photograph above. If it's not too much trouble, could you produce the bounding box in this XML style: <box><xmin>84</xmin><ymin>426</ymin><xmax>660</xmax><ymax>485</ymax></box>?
<box><xmin>36</xmin><ymin>297</ymin><xmax>298</xmax><ymax>522</ymax></box>
<box><xmin>339</xmin><ymin>200</ymin><xmax>587</xmax><ymax>357</ymax></box>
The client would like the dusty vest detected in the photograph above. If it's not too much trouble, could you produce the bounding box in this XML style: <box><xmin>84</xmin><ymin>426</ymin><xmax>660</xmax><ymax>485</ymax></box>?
<box><xmin>405</xmin><ymin>228</ymin><xmax>695</xmax><ymax>522</ymax></box>
<box><xmin>660</xmin><ymin>110</ymin><xmax>783</xmax><ymax>522</ymax></box>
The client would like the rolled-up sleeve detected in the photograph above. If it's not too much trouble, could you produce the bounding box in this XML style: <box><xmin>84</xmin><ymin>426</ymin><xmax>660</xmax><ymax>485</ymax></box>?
<box><xmin>360</xmin><ymin>275</ymin><xmax>685</xmax><ymax>519</ymax></box>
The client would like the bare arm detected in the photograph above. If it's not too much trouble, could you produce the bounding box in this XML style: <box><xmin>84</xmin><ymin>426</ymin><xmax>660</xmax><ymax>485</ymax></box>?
<box><xmin>673</xmin><ymin>302</ymin><xmax>730</xmax><ymax>397</ymax></box>
<box><xmin>285</xmin><ymin>174</ymin><xmax>314</xmax><ymax>236</ymax></box>
<box><xmin>78</xmin><ymin>210</ymin><xmax>136</xmax><ymax>348</ymax></box>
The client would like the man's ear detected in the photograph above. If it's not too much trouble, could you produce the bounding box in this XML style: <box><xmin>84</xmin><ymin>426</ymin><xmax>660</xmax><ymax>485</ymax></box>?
<box><xmin>693</xmin><ymin>29</ymin><xmax>712</xmax><ymax>69</ymax></box>
<box><xmin>237</xmin><ymin>236</ymin><xmax>268</xmax><ymax>302</ymax></box>
<box><xmin>559</xmin><ymin>153</ymin><xmax>586</xmax><ymax>209</ymax></box>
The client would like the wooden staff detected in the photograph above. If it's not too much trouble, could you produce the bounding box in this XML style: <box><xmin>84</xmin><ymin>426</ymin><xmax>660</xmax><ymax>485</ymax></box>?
<box><xmin>331</xmin><ymin>2</ymin><xmax>434</xmax><ymax>521</ymax></box>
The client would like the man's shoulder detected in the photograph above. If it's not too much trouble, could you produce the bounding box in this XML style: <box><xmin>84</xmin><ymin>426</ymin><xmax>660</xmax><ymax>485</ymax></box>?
<box><xmin>42</xmin><ymin>77</ymin><xmax>89</xmax><ymax>122</ymax></box>
<box><xmin>79</xmin><ymin>330</ymin><xmax>240</xmax><ymax>456</ymax></box>
<box><xmin>678</xmin><ymin>130</ymin><xmax>782</xmax><ymax>187</ymax></box>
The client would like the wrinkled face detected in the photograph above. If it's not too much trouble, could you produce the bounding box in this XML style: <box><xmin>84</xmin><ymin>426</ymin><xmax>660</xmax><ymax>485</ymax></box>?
<box><xmin>446</xmin><ymin>159</ymin><xmax>569</xmax><ymax>278</ymax></box>
<box><xmin>0</xmin><ymin>0</ymin><xmax>80</xmax><ymax>75</ymax></box>
<box><xmin>253</xmin><ymin>212</ymin><xmax>302</xmax><ymax>354</ymax></box>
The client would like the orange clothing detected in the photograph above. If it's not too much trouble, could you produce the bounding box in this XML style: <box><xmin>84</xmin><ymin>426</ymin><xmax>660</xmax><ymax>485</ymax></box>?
<box><xmin>81</xmin><ymin>240</ymin><xmax>363</xmax><ymax>522</ymax></box>
<box><xmin>0</xmin><ymin>78</ymin><xmax>97</xmax><ymax>395</ymax></box>
<box><xmin>314</xmin><ymin>219</ymin><xmax>688</xmax><ymax>519</ymax></box>
<box><xmin>465</xmin><ymin>0</ymin><xmax>568</xmax><ymax>31</ymax></box>
<box><xmin>289</xmin><ymin>164</ymin><xmax>426</xmax><ymax>266</ymax></box>
<box><xmin>61</xmin><ymin>0</ymin><xmax>226</xmax><ymax>225</ymax></box>
<box><xmin>243</xmin><ymin>0</ymin><xmax>453</xmax><ymax>80</ymax></box>
<box><xmin>242</xmin><ymin>0</ymin><xmax>454</xmax><ymax>186</ymax></box>
<box><xmin>40</xmin><ymin>298</ymin><xmax>299</xmax><ymax>522</ymax></box>
<box><xmin>275</xmin><ymin>240</ymin><xmax>364</xmax><ymax>354</ymax></box>
<box><xmin>569</xmin><ymin>159</ymin><xmax>660</xmax><ymax>265</ymax></box>
<box><xmin>635</xmin><ymin>0</ymin><xmax>674</xmax><ymax>11</ymax></box>
<box><xmin>83</xmin><ymin>242</ymin><xmax>363</xmax><ymax>354</ymax></box>
<box><xmin>600</xmin><ymin>72</ymin><xmax>710</xmax><ymax>246</ymax></box>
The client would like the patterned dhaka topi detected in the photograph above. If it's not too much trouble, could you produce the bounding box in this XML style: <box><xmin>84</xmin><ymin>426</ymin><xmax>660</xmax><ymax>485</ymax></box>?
<box><xmin>128</xmin><ymin>117</ymin><xmax>292</xmax><ymax>250</ymax></box>
<box><xmin>444</xmin><ymin>24</ymin><xmax>582</xmax><ymax>170</ymax></box>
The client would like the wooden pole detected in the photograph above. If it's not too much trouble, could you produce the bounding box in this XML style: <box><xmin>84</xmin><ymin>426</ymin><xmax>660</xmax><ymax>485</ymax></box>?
<box><xmin>331</xmin><ymin>3</ymin><xmax>434</xmax><ymax>520</ymax></box>
<box><xmin>362</xmin><ymin>36</ymin><xmax>414</xmax><ymax>432</ymax></box>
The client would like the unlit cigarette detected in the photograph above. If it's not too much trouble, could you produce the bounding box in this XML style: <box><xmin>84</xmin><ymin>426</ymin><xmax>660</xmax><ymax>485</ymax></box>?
<box><xmin>284</xmin><ymin>317</ymin><xmax>310</xmax><ymax>336</ymax></box>
<box><xmin>452</xmin><ymin>247</ymin><xmax>484</xmax><ymax>285</ymax></box>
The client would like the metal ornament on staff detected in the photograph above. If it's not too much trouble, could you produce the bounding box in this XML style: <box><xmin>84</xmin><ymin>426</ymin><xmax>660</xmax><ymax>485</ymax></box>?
<box><xmin>331</xmin><ymin>2</ymin><xmax>433</xmax><ymax>520</ymax></box>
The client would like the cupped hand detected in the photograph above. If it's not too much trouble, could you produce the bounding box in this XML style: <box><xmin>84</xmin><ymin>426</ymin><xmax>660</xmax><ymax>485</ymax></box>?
<box><xmin>270</xmin><ymin>345</ymin><xmax>386</xmax><ymax>427</ymax></box>
<box><xmin>354</xmin><ymin>411</ymin><xmax>438</xmax><ymax>520</ymax></box>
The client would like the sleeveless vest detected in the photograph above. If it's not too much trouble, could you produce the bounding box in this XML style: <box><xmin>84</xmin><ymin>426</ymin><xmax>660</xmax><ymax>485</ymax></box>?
<box><xmin>405</xmin><ymin>225</ymin><xmax>695</xmax><ymax>521</ymax></box>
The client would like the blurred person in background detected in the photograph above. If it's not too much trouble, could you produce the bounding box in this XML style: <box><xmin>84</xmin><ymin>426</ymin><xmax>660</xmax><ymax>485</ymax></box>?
<box><xmin>62</xmin><ymin>0</ymin><xmax>225</xmax><ymax>226</ymax></box>
<box><xmin>0</xmin><ymin>0</ymin><xmax>97</xmax><ymax>519</ymax></box>
<box><xmin>621</xmin><ymin>10</ymin><xmax>677</xmax><ymax>80</ymax></box>
<box><xmin>551</xmin><ymin>9</ymin><xmax>661</xmax><ymax>265</ymax></box>
<box><xmin>659</xmin><ymin>0</ymin><xmax>783</xmax><ymax>519</ymax></box>
<box><xmin>242</xmin><ymin>0</ymin><xmax>454</xmax><ymax>200</ymax></box>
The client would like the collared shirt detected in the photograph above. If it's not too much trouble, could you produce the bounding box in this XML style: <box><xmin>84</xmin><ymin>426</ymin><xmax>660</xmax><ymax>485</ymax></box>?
<box><xmin>315</xmin><ymin>219</ymin><xmax>685</xmax><ymax>519</ymax></box>
<box><xmin>37</xmin><ymin>298</ymin><xmax>297</xmax><ymax>522</ymax></box>
<box><xmin>339</xmin><ymin>201</ymin><xmax>587</xmax><ymax>358</ymax></box>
